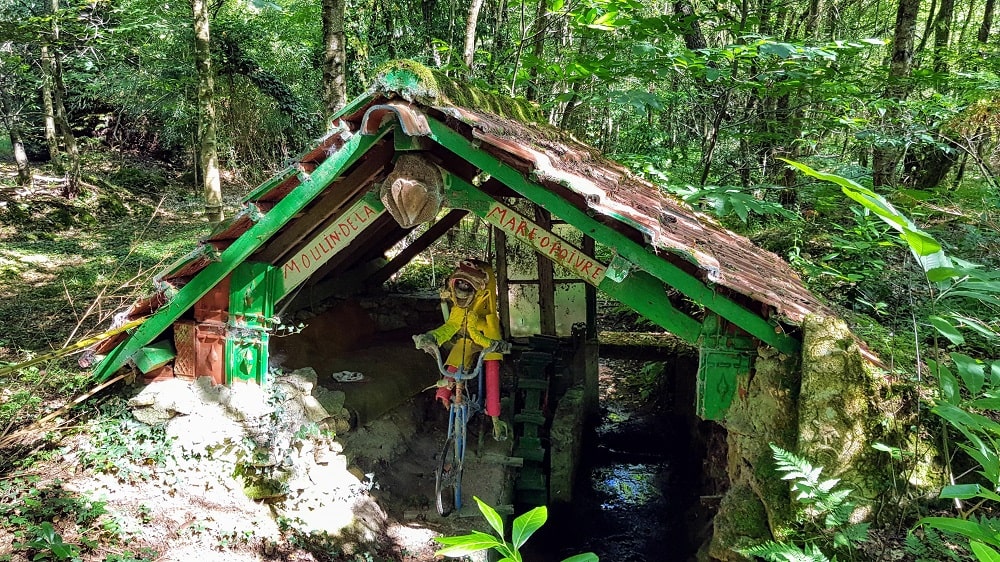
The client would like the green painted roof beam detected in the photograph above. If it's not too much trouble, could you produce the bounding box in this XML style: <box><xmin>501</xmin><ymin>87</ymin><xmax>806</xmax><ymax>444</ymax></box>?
<box><xmin>91</xmin><ymin>128</ymin><xmax>390</xmax><ymax>381</ymax></box>
<box><xmin>443</xmin><ymin>173</ymin><xmax>703</xmax><ymax>344</ymax></box>
<box><xmin>426</xmin><ymin>118</ymin><xmax>800</xmax><ymax>355</ymax></box>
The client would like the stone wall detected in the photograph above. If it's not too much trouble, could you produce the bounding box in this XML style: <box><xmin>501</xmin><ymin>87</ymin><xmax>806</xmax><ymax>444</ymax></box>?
<box><xmin>707</xmin><ymin>314</ymin><xmax>930</xmax><ymax>560</ymax></box>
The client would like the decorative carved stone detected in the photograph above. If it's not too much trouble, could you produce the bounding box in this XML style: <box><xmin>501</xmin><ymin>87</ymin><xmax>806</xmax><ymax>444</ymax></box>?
<box><xmin>380</xmin><ymin>154</ymin><xmax>444</xmax><ymax>228</ymax></box>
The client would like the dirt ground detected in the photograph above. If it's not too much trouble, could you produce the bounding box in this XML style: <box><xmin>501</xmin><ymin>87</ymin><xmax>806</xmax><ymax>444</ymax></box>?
<box><xmin>0</xmin><ymin>336</ymin><xmax>512</xmax><ymax>562</ymax></box>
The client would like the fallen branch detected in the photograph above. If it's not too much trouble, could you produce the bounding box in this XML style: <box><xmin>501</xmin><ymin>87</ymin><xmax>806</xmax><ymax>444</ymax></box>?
<box><xmin>0</xmin><ymin>372</ymin><xmax>129</xmax><ymax>450</ymax></box>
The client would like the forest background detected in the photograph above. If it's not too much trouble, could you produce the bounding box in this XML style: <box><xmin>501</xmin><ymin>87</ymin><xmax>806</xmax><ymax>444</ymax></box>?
<box><xmin>1</xmin><ymin>0</ymin><xmax>1000</xmax><ymax>560</ymax></box>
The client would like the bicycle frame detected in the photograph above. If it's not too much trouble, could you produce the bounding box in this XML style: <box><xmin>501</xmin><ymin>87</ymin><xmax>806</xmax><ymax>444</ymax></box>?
<box><xmin>416</xmin><ymin>338</ymin><xmax>502</xmax><ymax>515</ymax></box>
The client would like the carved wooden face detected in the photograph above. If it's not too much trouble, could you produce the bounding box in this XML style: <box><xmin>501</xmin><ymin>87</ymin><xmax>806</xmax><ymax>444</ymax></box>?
<box><xmin>380</xmin><ymin>154</ymin><xmax>444</xmax><ymax>228</ymax></box>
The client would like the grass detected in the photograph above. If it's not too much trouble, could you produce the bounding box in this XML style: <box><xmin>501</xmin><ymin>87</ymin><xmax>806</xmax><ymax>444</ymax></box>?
<box><xmin>0</xmin><ymin>156</ymin><xmax>208</xmax><ymax>437</ymax></box>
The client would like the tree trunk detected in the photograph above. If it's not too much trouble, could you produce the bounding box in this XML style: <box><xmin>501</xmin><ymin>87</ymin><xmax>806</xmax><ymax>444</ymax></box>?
<box><xmin>192</xmin><ymin>0</ymin><xmax>223</xmax><ymax>223</ymax></box>
<box><xmin>49</xmin><ymin>0</ymin><xmax>80</xmax><ymax>197</ymax></box>
<box><xmin>423</xmin><ymin>0</ymin><xmax>441</xmax><ymax>66</ymax></box>
<box><xmin>933</xmin><ymin>0</ymin><xmax>954</xmax><ymax>74</ymax></box>
<box><xmin>805</xmin><ymin>0</ymin><xmax>822</xmax><ymax>38</ymax></box>
<box><xmin>525</xmin><ymin>0</ymin><xmax>548</xmax><ymax>100</ymax></box>
<box><xmin>0</xmin><ymin>88</ymin><xmax>31</xmax><ymax>186</ymax></box>
<box><xmin>462</xmin><ymin>0</ymin><xmax>485</xmax><ymax>72</ymax></box>
<box><xmin>979</xmin><ymin>0</ymin><xmax>995</xmax><ymax>41</ymax></box>
<box><xmin>873</xmin><ymin>0</ymin><xmax>921</xmax><ymax>187</ymax></box>
<box><xmin>39</xmin><ymin>45</ymin><xmax>59</xmax><ymax>161</ymax></box>
<box><xmin>916</xmin><ymin>0</ymin><xmax>937</xmax><ymax>55</ymax></box>
<box><xmin>322</xmin><ymin>0</ymin><xmax>347</xmax><ymax>116</ymax></box>
<box><xmin>488</xmin><ymin>0</ymin><xmax>510</xmax><ymax>82</ymax></box>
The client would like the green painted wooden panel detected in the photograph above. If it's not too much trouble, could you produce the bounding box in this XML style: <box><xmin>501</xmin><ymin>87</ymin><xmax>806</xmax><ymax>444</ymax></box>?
<box><xmin>697</xmin><ymin>314</ymin><xmax>756</xmax><ymax>420</ymax></box>
<box><xmin>227</xmin><ymin>262</ymin><xmax>278</xmax><ymax>385</ymax></box>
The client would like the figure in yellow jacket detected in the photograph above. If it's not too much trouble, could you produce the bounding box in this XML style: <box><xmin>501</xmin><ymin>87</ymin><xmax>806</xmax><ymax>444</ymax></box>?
<box><xmin>414</xmin><ymin>259</ymin><xmax>509</xmax><ymax>440</ymax></box>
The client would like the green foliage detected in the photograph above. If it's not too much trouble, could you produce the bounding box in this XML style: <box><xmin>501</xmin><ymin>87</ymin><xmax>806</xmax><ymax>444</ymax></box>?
<box><xmin>0</xmin><ymin>478</ymin><xmax>137</xmax><ymax>562</ymax></box>
<box><xmin>637</xmin><ymin>361</ymin><xmax>664</xmax><ymax>401</ymax></box>
<box><xmin>16</xmin><ymin>521</ymin><xmax>81</xmax><ymax>561</ymax></box>
<box><xmin>662</xmin><ymin>184</ymin><xmax>796</xmax><ymax>223</ymax></box>
<box><xmin>434</xmin><ymin>497</ymin><xmax>598</xmax><ymax>562</ymax></box>
<box><xmin>738</xmin><ymin>445</ymin><xmax>868</xmax><ymax>561</ymax></box>
<box><xmin>905</xmin><ymin>527</ymin><xmax>966</xmax><ymax>561</ymax></box>
<box><xmin>784</xmin><ymin>167</ymin><xmax>1000</xmax><ymax>562</ymax></box>
<box><xmin>77</xmin><ymin>397</ymin><xmax>174</xmax><ymax>483</ymax></box>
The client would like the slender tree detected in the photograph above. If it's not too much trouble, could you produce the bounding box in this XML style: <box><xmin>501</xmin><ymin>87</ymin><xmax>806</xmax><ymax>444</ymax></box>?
<box><xmin>0</xmin><ymin>85</ymin><xmax>31</xmax><ymax>186</ymax></box>
<box><xmin>47</xmin><ymin>0</ymin><xmax>80</xmax><ymax>197</ymax></box>
<box><xmin>934</xmin><ymin>0</ymin><xmax>955</xmax><ymax>74</ymax></box>
<box><xmin>322</xmin><ymin>0</ymin><xmax>347</xmax><ymax>116</ymax></box>
<box><xmin>462</xmin><ymin>0</ymin><xmax>485</xmax><ymax>72</ymax></box>
<box><xmin>192</xmin><ymin>0</ymin><xmax>223</xmax><ymax>223</ymax></box>
<box><xmin>979</xmin><ymin>0</ymin><xmax>995</xmax><ymax>41</ymax></box>
<box><xmin>873</xmin><ymin>0</ymin><xmax>921</xmax><ymax>187</ymax></box>
<box><xmin>39</xmin><ymin>45</ymin><xmax>58</xmax><ymax>161</ymax></box>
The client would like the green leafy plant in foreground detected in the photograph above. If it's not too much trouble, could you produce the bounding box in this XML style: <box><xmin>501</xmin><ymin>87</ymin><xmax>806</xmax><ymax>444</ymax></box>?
<box><xmin>738</xmin><ymin>445</ymin><xmax>868</xmax><ymax>562</ymax></box>
<box><xmin>786</xmin><ymin>160</ymin><xmax>1000</xmax><ymax>561</ymax></box>
<box><xmin>14</xmin><ymin>521</ymin><xmax>81</xmax><ymax>561</ymax></box>
<box><xmin>434</xmin><ymin>496</ymin><xmax>598</xmax><ymax>562</ymax></box>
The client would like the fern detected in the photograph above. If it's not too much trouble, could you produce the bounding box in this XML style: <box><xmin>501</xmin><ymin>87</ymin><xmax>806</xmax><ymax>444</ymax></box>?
<box><xmin>739</xmin><ymin>445</ymin><xmax>868</xmax><ymax>561</ymax></box>
<box><xmin>905</xmin><ymin>528</ymin><xmax>965</xmax><ymax>562</ymax></box>
<box><xmin>741</xmin><ymin>540</ymin><xmax>832</xmax><ymax>562</ymax></box>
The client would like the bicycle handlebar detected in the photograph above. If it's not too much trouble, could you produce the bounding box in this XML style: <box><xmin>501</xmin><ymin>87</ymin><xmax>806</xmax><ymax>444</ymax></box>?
<box><xmin>413</xmin><ymin>337</ymin><xmax>508</xmax><ymax>381</ymax></box>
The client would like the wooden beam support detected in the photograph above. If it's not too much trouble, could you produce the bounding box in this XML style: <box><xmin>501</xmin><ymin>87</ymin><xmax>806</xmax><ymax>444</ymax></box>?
<box><xmin>534</xmin><ymin>205</ymin><xmax>556</xmax><ymax>336</ymax></box>
<box><xmin>91</xmin><ymin>128</ymin><xmax>390</xmax><ymax>381</ymax></box>
<box><xmin>427</xmin><ymin>118</ymin><xmax>800</xmax><ymax>355</ymax></box>
<box><xmin>367</xmin><ymin>209</ymin><xmax>468</xmax><ymax>287</ymax></box>
<box><xmin>442</xmin><ymin>173</ymin><xmax>703</xmax><ymax>344</ymax></box>
<box><xmin>254</xmin><ymin>141</ymin><xmax>393</xmax><ymax>265</ymax></box>
<box><xmin>495</xmin><ymin>226</ymin><xmax>511</xmax><ymax>341</ymax></box>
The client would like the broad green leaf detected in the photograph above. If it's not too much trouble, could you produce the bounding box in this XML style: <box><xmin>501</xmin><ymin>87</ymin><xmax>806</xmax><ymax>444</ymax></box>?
<box><xmin>759</xmin><ymin>41</ymin><xmax>796</xmax><ymax>58</ymax></box>
<box><xmin>954</xmin><ymin>353</ymin><xmax>987</xmax><ymax>396</ymax></box>
<box><xmin>931</xmin><ymin>316</ymin><xmax>966</xmax><ymax>346</ymax></box>
<box><xmin>931</xmin><ymin>361</ymin><xmax>961</xmax><ymax>405</ymax></box>
<box><xmin>943</xmin><ymin>291</ymin><xmax>1000</xmax><ymax>307</ymax></box>
<box><xmin>933</xmin><ymin>402</ymin><xmax>981</xmax><ymax>434</ymax></box>
<box><xmin>512</xmin><ymin>505</ymin><xmax>548</xmax><ymax>550</ymax></box>
<box><xmin>927</xmin><ymin>267</ymin><xmax>961</xmax><ymax>282</ymax></box>
<box><xmin>972</xmin><ymin>541</ymin><xmax>1000</xmax><ymax>562</ymax></box>
<box><xmin>561</xmin><ymin>554</ymin><xmax>600</xmax><ymax>562</ymax></box>
<box><xmin>474</xmin><ymin>496</ymin><xmax>504</xmax><ymax>538</ymax></box>
<box><xmin>919</xmin><ymin>517</ymin><xmax>1000</xmax><ymax>548</ymax></box>
<box><xmin>872</xmin><ymin>442</ymin><xmax>909</xmax><ymax>460</ymax></box>
<box><xmin>970</xmin><ymin>398</ymin><xmax>1000</xmax><ymax>410</ymax></box>
<box><xmin>941</xmin><ymin>484</ymin><xmax>1000</xmax><ymax>502</ymax></box>
<box><xmin>434</xmin><ymin>531</ymin><xmax>504</xmax><ymax>556</ymax></box>
<box><xmin>780</xmin><ymin>159</ymin><xmax>951</xmax><ymax>275</ymax></box>
<box><xmin>901</xmin><ymin>228</ymin><xmax>942</xmax><ymax>256</ymax></box>
<box><xmin>730</xmin><ymin>197</ymin><xmax>748</xmax><ymax>223</ymax></box>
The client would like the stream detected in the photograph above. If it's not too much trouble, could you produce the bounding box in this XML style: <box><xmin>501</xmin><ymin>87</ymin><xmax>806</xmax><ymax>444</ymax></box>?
<box><xmin>525</xmin><ymin>358</ymin><xmax>707</xmax><ymax>562</ymax></box>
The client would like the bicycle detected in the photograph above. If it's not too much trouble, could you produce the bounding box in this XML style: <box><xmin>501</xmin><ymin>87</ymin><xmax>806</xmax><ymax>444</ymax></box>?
<box><xmin>413</xmin><ymin>336</ymin><xmax>509</xmax><ymax>516</ymax></box>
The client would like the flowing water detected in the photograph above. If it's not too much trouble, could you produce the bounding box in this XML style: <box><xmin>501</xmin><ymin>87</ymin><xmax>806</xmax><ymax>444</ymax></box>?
<box><xmin>526</xmin><ymin>358</ymin><xmax>706</xmax><ymax>561</ymax></box>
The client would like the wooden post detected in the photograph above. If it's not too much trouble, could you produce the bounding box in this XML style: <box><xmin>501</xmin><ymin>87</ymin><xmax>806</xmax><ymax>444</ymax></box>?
<box><xmin>495</xmin><ymin>225</ymin><xmax>511</xmax><ymax>341</ymax></box>
<box><xmin>534</xmin><ymin>205</ymin><xmax>556</xmax><ymax>336</ymax></box>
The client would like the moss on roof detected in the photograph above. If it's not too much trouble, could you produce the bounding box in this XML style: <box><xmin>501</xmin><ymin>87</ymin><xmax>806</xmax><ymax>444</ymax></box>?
<box><xmin>371</xmin><ymin>60</ymin><xmax>542</xmax><ymax>125</ymax></box>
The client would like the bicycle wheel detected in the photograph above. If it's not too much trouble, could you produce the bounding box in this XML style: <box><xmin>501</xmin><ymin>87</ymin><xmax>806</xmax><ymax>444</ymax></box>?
<box><xmin>435</xmin><ymin>434</ymin><xmax>462</xmax><ymax>516</ymax></box>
